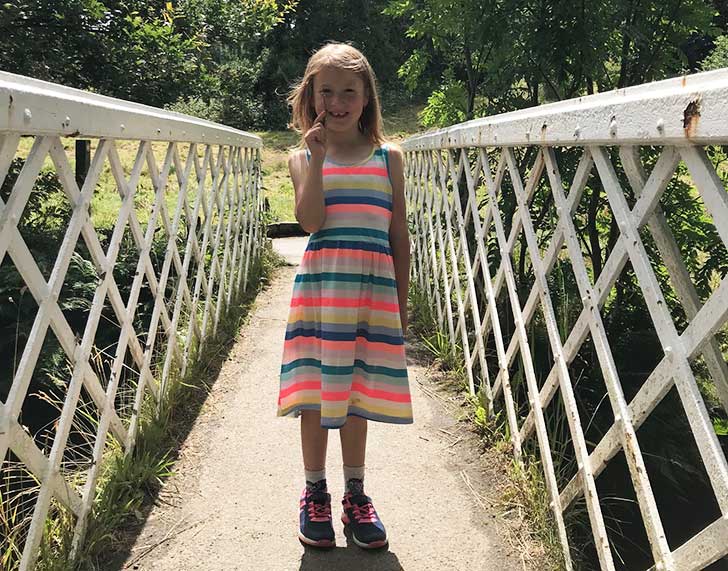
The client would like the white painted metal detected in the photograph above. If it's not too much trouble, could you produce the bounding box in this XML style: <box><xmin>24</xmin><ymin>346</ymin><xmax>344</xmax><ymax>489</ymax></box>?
<box><xmin>404</xmin><ymin>69</ymin><xmax>728</xmax><ymax>570</ymax></box>
<box><xmin>0</xmin><ymin>71</ymin><xmax>261</xmax><ymax>147</ymax></box>
<box><xmin>0</xmin><ymin>75</ymin><xmax>264</xmax><ymax>570</ymax></box>
<box><xmin>404</xmin><ymin>68</ymin><xmax>728</xmax><ymax>149</ymax></box>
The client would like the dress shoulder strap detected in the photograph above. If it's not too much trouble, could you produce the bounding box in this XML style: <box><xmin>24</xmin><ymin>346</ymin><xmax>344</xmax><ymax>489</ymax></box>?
<box><xmin>380</xmin><ymin>143</ymin><xmax>394</xmax><ymax>187</ymax></box>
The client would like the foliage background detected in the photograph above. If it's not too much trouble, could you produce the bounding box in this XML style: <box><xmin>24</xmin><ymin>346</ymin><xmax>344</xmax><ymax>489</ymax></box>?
<box><xmin>2</xmin><ymin>0</ymin><xmax>727</xmax><ymax>128</ymax></box>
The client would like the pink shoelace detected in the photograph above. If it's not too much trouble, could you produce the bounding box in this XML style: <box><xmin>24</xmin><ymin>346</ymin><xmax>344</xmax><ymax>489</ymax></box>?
<box><xmin>351</xmin><ymin>501</ymin><xmax>378</xmax><ymax>524</ymax></box>
<box><xmin>307</xmin><ymin>497</ymin><xmax>332</xmax><ymax>522</ymax></box>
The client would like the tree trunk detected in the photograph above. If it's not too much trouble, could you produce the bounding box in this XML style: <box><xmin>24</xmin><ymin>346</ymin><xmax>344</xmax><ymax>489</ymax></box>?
<box><xmin>587</xmin><ymin>181</ymin><xmax>603</xmax><ymax>279</ymax></box>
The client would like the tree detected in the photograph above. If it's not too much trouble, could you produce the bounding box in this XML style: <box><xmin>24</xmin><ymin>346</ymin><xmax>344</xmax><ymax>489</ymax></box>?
<box><xmin>0</xmin><ymin>0</ymin><xmax>297</xmax><ymax>127</ymax></box>
<box><xmin>97</xmin><ymin>3</ymin><xmax>205</xmax><ymax>108</ymax></box>
<box><xmin>257</xmin><ymin>0</ymin><xmax>415</xmax><ymax>128</ymax></box>
<box><xmin>702</xmin><ymin>35</ymin><xmax>728</xmax><ymax>70</ymax></box>
<box><xmin>0</xmin><ymin>0</ymin><xmax>204</xmax><ymax>106</ymax></box>
<box><xmin>170</xmin><ymin>0</ymin><xmax>296</xmax><ymax>127</ymax></box>
<box><xmin>0</xmin><ymin>0</ymin><xmax>107</xmax><ymax>87</ymax></box>
<box><xmin>388</xmin><ymin>0</ymin><xmax>715</xmax><ymax>125</ymax></box>
<box><xmin>385</xmin><ymin>0</ymin><xmax>516</xmax><ymax>121</ymax></box>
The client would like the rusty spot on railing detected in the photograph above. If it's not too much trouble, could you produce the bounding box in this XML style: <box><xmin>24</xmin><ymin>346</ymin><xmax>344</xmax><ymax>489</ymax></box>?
<box><xmin>683</xmin><ymin>98</ymin><xmax>701</xmax><ymax>138</ymax></box>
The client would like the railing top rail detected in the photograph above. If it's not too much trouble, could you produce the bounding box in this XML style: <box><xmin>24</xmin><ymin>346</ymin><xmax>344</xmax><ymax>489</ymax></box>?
<box><xmin>0</xmin><ymin>71</ymin><xmax>261</xmax><ymax>147</ymax></box>
<box><xmin>402</xmin><ymin>68</ymin><xmax>728</xmax><ymax>150</ymax></box>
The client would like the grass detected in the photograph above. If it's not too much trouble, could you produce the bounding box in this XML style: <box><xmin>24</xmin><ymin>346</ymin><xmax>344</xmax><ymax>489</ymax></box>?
<box><xmin>15</xmin><ymin>137</ymin><xmax>218</xmax><ymax>232</ymax></box>
<box><xmin>13</xmin><ymin>104</ymin><xmax>425</xmax><ymax>229</ymax></box>
<box><xmin>382</xmin><ymin>103</ymin><xmax>426</xmax><ymax>140</ymax></box>
<box><xmin>256</xmin><ymin>130</ymin><xmax>300</xmax><ymax>223</ymax></box>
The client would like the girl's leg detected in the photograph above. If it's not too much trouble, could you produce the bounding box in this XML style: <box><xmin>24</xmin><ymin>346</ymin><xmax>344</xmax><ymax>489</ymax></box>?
<box><xmin>300</xmin><ymin>410</ymin><xmax>329</xmax><ymax>471</ymax></box>
<box><xmin>339</xmin><ymin>417</ymin><xmax>388</xmax><ymax>549</ymax></box>
<box><xmin>298</xmin><ymin>410</ymin><xmax>335</xmax><ymax>548</ymax></box>
<box><xmin>339</xmin><ymin>415</ymin><xmax>367</xmax><ymax>467</ymax></box>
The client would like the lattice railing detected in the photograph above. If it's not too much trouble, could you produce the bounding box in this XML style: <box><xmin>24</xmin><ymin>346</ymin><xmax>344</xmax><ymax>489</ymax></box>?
<box><xmin>403</xmin><ymin>69</ymin><xmax>728</xmax><ymax>570</ymax></box>
<box><xmin>0</xmin><ymin>72</ymin><xmax>264</xmax><ymax>569</ymax></box>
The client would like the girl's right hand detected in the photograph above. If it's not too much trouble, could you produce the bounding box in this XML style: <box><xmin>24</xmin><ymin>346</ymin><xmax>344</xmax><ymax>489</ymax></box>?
<box><xmin>304</xmin><ymin>110</ymin><xmax>327</xmax><ymax>162</ymax></box>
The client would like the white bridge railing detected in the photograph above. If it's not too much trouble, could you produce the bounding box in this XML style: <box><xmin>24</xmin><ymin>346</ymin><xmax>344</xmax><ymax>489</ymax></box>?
<box><xmin>0</xmin><ymin>72</ymin><xmax>264</xmax><ymax>569</ymax></box>
<box><xmin>403</xmin><ymin>69</ymin><xmax>728</xmax><ymax>570</ymax></box>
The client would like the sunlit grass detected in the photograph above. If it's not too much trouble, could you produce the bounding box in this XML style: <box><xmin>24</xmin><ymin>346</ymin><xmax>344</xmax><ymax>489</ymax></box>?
<box><xmin>15</xmin><ymin>138</ymin><xmax>212</xmax><ymax>232</ymax></box>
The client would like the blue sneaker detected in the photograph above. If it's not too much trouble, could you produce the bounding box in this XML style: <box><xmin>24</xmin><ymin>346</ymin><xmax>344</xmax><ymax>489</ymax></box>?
<box><xmin>298</xmin><ymin>480</ymin><xmax>335</xmax><ymax>548</ymax></box>
<box><xmin>341</xmin><ymin>481</ymin><xmax>388</xmax><ymax>549</ymax></box>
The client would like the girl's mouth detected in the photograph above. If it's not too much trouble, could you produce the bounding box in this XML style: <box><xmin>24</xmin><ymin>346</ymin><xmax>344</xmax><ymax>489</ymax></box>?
<box><xmin>328</xmin><ymin>112</ymin><xmax>348</xmax><ymax>119</ymax></box>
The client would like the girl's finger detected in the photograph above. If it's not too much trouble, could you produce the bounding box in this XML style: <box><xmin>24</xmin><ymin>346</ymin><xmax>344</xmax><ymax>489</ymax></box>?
<box><xmin>306</xmin><ymin>127</ymin><xmax>323</xmax><ymax>143</ymax></box>
<box><xmin>313</xmin><ymin>110</ymin><xmax>327</xmax><ymax>125</ymax></box>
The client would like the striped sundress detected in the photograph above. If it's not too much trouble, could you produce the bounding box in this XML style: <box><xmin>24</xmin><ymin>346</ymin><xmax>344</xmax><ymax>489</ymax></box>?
<box><xmin>277</xmin><ymin>144</ymin><xmax>413</xmax><ymax>429</ymax></box>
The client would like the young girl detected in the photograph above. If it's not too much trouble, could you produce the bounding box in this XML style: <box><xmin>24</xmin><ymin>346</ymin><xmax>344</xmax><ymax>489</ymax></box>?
<box><xmin>277</xmin><ymin>43</ymin><xmax>412</xmax><ymax>550</ymax></box>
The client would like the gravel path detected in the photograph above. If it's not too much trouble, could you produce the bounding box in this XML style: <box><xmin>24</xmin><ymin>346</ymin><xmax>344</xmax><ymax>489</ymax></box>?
<box><xmin>116</xmin><ymin>237</ymin><xmax>531</xmax><ymax>571</ymax></box>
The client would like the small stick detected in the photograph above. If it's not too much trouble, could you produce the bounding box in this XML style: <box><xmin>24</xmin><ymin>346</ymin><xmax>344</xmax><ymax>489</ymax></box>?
<box><xmin>125</xmin><ymin>518</ymin><xmax>204</xmax><ymax>567</ymax></box>
<box><xmin>447</xmin><ymin>436</ymin><xmax>463</xmax><ymax>448</ymax></box>
<box><xmin>460</xmin><ymin>470</ymin><xmax>488</xmax><ymax>511</ymax></box>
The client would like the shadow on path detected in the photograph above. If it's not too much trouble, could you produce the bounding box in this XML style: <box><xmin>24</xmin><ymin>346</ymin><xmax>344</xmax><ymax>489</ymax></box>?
<box><xmin>300</xmin><ymin>549</ymin><xmax>404</xmax><ymax>571</ymax></box>
<box><xmin>300</xmin><ymin>544</ymin><xmax>403</xmax><ymax>571</ymax></box>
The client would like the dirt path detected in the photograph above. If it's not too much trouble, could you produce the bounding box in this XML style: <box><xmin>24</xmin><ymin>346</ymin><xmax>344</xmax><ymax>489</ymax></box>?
<box><xmin>117</xmin><ymin>238</ymin><xmax>530</xmax><ymax>571</ymax></box>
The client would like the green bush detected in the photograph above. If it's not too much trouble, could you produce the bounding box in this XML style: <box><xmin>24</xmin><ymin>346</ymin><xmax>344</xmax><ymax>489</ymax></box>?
<box><xmin>166</xmin><ymin>96</ymin><xmax>224</xmax><ymax>124</ymax></box>
<box><xmin>702</xmin><ymin>36</ymin><xmax>728</xmax><ymax>71</ymax></box>
<box><xmin>418</xmin><ymin>81</ymin><xmax>467</xmax><ymax>128</ymax></box>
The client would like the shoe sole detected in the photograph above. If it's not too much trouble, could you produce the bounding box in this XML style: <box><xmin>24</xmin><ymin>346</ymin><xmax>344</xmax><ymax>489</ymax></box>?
<box><xmin>298</xmin><ymin>531</ymin><xmax>335</xmax><ymax>548</ymax></box>
<box><xmin>341</xmin><ymin>514</ymin><xmax>388</xmax><ymax>550</ymax></box>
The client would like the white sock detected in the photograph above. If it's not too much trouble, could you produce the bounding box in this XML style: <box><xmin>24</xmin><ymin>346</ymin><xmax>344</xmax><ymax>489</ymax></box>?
<box><xmin>305</xmin><ymin>468</ymin><xmax>326</xmax><ymax>488</ymax></box>
<box><xmin>343</xmin><ymin>464</ymin><xmax>365</xmax><ymax>493</ymax></box>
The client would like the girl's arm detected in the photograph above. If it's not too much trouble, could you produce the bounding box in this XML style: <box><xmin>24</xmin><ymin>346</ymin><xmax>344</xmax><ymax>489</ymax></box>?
<box><xmin>290</xmin><ymin>110</ymin><xmax>329</xmax><ymax>233</ymax></box>
<box><xmin>387</xmin><ymin>144</ymin><xmax>411</xmax><ymax>334</ymax></box>
<box><xmin>289</xmin><ymin>150</ymin><xmax>326</xmax><ymax>233</ymax></box>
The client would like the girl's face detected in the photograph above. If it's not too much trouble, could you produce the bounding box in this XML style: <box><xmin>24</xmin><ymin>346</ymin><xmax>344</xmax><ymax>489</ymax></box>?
<box><xmin>311</xmin><ymin>66</ymin><xmax>369</xmax><ymax>133</ymax></box>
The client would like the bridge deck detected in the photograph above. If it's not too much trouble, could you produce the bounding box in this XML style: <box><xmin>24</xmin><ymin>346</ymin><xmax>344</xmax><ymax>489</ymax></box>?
<box><xmin>115</xmin><ymin>237</ymin><xmax>529</xmax><ymax>571</ymax></box>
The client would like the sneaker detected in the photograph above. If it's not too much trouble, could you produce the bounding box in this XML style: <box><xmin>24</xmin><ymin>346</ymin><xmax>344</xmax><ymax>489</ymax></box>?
<box><xmin>298</xmin><ymin>480</ymin><xmax>335</xmax><ymax>548</ymax></box>
<box><xmin>341</xmin><ymin>489</ymin><xmax>388</xmax><ymax>549</ymax></box>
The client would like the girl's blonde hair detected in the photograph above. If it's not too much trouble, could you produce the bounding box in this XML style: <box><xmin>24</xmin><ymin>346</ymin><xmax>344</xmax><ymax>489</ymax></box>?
<box><xmin>288</xmin><ymin>43</ymin><xmax>385</xmax><ymax>145</ymax></box>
